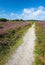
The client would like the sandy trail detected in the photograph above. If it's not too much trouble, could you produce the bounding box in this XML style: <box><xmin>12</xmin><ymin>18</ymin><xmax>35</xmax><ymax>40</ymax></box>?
<box><xmin>5</xmin><ymin>23</ymin><xmax>36</xmax><ymax>65</ymax></box>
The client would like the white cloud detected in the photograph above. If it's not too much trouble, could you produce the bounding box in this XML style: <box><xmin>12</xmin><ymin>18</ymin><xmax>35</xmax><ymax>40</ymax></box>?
<box><xmin>20</xmin><ymin>6</ymin><xmax>45</xmax><ymax>20</ymax></box>
<box><xmin>38</xmin><ymin>6</ymin><xmax>44</xmax><ymax>10</ymax></box>
<box><xmin>10</xmin><ymin>12</ymin><xmax>15</xmax><ymax>16</ymax></box>
<box><xmin>23</xmin><ymin>8</ymin><xmax>34</xmax><ymax>14</ymax></box>
<box><xmin>0</xmin><ymin>6</ymin><xmax>45</xmax><ymax>20</ymax></box>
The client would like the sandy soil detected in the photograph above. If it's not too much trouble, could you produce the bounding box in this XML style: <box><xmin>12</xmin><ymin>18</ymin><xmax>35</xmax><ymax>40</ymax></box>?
<box><xmin>5</xmin><ymin>23</ymin><xmax>36</xmax><ymax>65</ymax></box>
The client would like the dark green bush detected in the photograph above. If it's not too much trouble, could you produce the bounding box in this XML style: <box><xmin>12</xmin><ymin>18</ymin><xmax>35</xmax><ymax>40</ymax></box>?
<box><xmin>0</xmin><ymin>18</ymin><xmax>8</xmax><ymax>22</ymax></box>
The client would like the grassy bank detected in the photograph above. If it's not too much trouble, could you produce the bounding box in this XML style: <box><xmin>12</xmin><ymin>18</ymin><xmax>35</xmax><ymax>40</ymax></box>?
<box><xmin>0</xmin><ymin>22</ymin><xmax>33</xmax><ymax>65</ymax></box>
<box><xmin>35</xmin><ymin>22</ymin><xmax>45</xmax><ymax>65</ymax></box>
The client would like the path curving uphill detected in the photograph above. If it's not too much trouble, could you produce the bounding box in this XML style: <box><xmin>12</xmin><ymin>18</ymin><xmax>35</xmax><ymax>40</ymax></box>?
<box><xmin>5</xmin><ymin>23</ymin><xmax>36</xmax><ymax>65</ymax></box>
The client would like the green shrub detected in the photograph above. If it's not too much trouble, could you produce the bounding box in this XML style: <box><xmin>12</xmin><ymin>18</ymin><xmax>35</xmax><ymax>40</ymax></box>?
<box><xmin>0</xmin><ymin>18</ymin><xmax>8</xmax><ymax>22</ymax></box>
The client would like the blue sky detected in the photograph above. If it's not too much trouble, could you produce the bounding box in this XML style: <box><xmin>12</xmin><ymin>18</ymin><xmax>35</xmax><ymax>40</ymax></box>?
<box><xmin>0</xmin><ymin>0</ymin><xmax>45</xmax><ymax>20</ymax></box>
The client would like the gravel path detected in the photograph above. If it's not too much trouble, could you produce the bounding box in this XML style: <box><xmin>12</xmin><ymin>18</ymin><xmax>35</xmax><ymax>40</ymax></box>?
<box><xmin>5</xmin><ymin>23</ymin><xmax>36</xmax><ymax>65</ymax></box>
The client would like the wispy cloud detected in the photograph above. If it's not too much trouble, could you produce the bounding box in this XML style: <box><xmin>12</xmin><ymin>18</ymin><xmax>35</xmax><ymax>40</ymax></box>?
<box><xmin>20</xmin><ymin>6</ymin><xmax>45</xmax><ymax>20</ymax></box>
<box><xmin>0</xmin><ymin>6</ymin><xmax>45</xmax><ymax>20</ymax></box>
<box><xmin>10</xmin><ymin>12</ymin><xmax>15</xmax><ymax>16</ymax></box>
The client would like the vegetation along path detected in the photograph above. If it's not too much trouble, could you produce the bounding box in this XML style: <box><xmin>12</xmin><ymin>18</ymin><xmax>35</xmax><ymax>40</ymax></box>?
<box><xmin>5</xmin><ymin>23</ymin><xmax>36</xmax><ymax>65</ymax></box>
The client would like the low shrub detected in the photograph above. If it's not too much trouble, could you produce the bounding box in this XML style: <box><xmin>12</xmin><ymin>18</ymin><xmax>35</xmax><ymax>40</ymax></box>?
<box><xmin>35</xmin><ymin>22</ymin><xmax>45</xmax><ymax>65</ymax></box>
